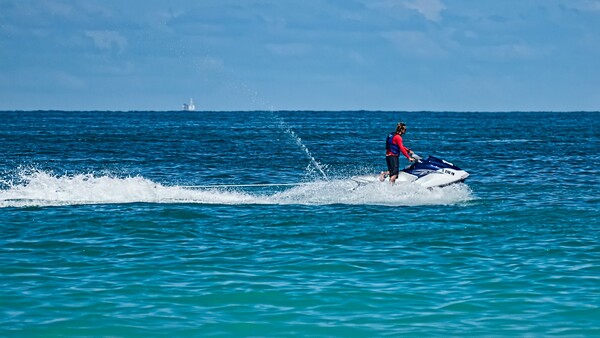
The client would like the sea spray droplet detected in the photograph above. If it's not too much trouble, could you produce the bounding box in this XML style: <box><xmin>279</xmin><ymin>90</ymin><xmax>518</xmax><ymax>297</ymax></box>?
<box><xmin>268</xmin><ymin>112</ymin><xmax>329</xmax><ymax>180</ymax></box>
<box><xmin>201</xmin><ymin>69</ymin><xmax>330</xmax><ymax>181</ymax></box>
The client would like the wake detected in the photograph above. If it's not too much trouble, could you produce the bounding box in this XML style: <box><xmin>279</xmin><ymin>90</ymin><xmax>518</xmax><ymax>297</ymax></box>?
<box><xmin>0</xmin><ymin>170</ymin><xmax>473</xmax><ymax>208</ymax></box>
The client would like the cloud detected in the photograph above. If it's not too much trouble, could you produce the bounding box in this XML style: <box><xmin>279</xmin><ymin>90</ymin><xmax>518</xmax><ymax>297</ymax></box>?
<box><xmin>382</xmin><ymin>30</ymin><xmax>447</xmax><ymax>58</ymax></box>
<box><xmin>566</xmin><ymin>0</ymin><xmax>600</xmax><ymax>12</ymax></box>
<box><xmin>470</xmin><ymin>43</ymin><xmax>544</xmax><ymax>62</ymax></box>
<box><xmin>266</xmin><ymin>43</ymin><xmax>312</xmax><ymax>56</ymax></box>
<box><xmin>84</xmin><ymin>30</ymin><xmax>128</xmax><ymax>53</ymax></box>
<box><xmin>41</xmin><ymin>0</ymin><xmax>80</xmax><ymax>16</ymax></box>
<box><xmin>197</xmin><ymin>56</ymin><xmax>226</xmax><ymax>72</ymax></box>
<box><xmin>404</xmin><ymin>0</ymin><xmax>446</xmax><ymax>22</ymax></box>
<box><xmin>2</xmin><ymin>0</ymin><xmax>599</xmax><ymax>110</ymax></box>
<box><xmin>0</xmin><ymin>0</ymin><xmax>115</xmax><ymax>30</ymax></box>
<box><xmin>356</xmin><ymin>0</ymin><xmax>446</xmax><ymax>34</ymax></box>
<box><xmin>54</xmin><ymin>71</ymin><xmax>86</xmax><ymax>89</ymax></box>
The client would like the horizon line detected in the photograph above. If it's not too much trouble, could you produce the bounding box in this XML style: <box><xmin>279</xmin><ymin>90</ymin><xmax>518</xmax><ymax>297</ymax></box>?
<box><xmin>1</xmin><ymin>109</ymin><xmax>599</xmax><ymax>113</ymax></box>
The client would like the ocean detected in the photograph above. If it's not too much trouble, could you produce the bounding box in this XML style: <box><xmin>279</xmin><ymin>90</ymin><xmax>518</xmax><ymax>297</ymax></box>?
<box><xmin>1</xmin><ymin>111</ymin><xmax>599</xmax><ymax>337</ymax></box>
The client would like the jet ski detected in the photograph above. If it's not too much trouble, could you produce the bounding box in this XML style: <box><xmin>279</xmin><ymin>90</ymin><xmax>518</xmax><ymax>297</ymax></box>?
<box><xmin>352</xmin><ymin>155</ymin><xmax>469</xmax><ymax>189</ymax></box>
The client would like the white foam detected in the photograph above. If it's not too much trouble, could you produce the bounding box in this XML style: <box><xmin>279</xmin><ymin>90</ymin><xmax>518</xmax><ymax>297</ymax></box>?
<box><xmin>270</xmin><ymin>180</ymin><xmax>474</xmax><ymax>206</ymax></box>
<box><xmin>0</xmin><ymin>170</ymin><xmax>474</xmax><ymax>208</ymax></box>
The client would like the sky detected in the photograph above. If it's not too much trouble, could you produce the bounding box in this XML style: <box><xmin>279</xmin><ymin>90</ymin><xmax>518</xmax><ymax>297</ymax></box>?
<box><xmin>1</xmin><ymin>0</ymin><xmax>599</xmax><ymax>111</ymax></box>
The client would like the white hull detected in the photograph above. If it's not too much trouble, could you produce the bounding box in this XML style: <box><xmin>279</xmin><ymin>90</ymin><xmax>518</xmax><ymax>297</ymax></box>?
<box><xmin>352</xmin><ymin>156</ymin><xmax>469</xmax><ymax>189</ymax></box>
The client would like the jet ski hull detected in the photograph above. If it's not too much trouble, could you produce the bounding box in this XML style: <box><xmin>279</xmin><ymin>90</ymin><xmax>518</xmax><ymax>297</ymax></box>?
<box><xmin>352</xmin><ymin>156</ymin><xmax>469</xmax><ymax>189</ymax></box>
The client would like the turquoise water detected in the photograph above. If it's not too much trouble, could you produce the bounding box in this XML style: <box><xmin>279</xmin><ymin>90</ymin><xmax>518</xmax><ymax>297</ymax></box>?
<box><xmin>1</xmin><ymin>111</ymin><xmax>599</xmax><ymax>336</ymax></box>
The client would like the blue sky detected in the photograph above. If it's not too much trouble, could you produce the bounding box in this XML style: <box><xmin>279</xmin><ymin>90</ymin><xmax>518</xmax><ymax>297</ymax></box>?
<box><xmin>1</xmin><ymin>0</ymin><xmax>599</xmax><ymax>111</ymax></box>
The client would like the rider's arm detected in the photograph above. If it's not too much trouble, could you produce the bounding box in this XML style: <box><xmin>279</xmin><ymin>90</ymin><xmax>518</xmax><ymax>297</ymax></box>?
<box><xmin>395</xmin><ymin>135</ymin><xmax>412</xmax><ymax>160</ymax></box>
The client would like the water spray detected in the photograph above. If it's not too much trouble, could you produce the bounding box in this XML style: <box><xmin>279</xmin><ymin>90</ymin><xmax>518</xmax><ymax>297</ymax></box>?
<box><xmin>195</xmin><ymin>58</ymin><xmax>329</xmax><ymax>180</ymax></box>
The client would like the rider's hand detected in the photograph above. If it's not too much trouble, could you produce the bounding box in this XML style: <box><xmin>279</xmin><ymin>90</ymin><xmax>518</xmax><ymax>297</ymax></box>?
<box><xmin>409</xmin><ymin>157</ymin><xmax>415</xmax><ymax>162</ymax></box>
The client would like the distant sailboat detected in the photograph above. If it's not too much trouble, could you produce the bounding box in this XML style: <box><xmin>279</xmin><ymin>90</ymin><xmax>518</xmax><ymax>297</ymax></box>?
<box><xmin>182</xmin><ymin>98</ymin><xmax>195</xmax><ymax>111</ymax></box>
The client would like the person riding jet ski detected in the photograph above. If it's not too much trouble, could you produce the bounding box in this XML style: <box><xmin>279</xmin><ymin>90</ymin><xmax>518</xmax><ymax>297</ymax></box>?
<box><xmin>380</xmin><ymin>122</ymin><xmax>415</xmax><ymax>184</ymax></box>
